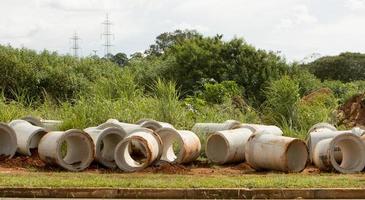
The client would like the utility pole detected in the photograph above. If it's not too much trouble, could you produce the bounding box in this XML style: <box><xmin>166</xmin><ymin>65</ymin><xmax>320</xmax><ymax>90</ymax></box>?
<box><xmin>70</xmin><ymin>32</ymin><xmax>81</xmax><ymax>57</ymax></box>
<box><xmin>101</xmin><ymin>13</ymin><xmax>114</xmax><ymax>58</ymax></box>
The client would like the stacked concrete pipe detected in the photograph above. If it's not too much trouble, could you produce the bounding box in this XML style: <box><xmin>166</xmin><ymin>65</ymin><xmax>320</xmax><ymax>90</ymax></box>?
<box><xmin>136</xmin><ymin>119</ymin><xmax>175</xmax><ymax>131</ymax></box>
<box><xmin>38</xmin><ymin>129</ymin><xmax>94</xmax><ymax>171</ymax></box>
<box><xmin>0</xmin><ymin>123</ymin><xmax>17</xmax><ymax>159</ymax></box>
<box><xmin>84</xmin><ymin>125</ymin><xmax>127</xmax><ymax>168</ymax></box>
<box><xmin>155</xmin><ymin>128</ymin><xmax>201</xmax><ymax>164</ymax></box>
<box><xmin>245</xmin><ymin>132</ymin><xmax>308</xmax><ymax>172</ymax></box>
<box><xmin>114</xmin><ymin>128</ymin><xmax>162</xmax><ymax>172</ymax></box>
<box><xmin>21</xmin><ymin>116</ymin><xmax>63</xmax><ymax>131</ymax></box>
<box><xmin>307</xmin><ymin>123</ymin><xmax>365</xmax><ymax>173</ymax></box>
<box><xmin>191</xmin><ymin>120</ymin><xmax>241</xmax><ymax>135</ymax></box>
<box><xmin>9</xmin><ymin>119</ymin><xmax>47</xmax><ymax>156</ymax></box>
<box><xmin>313</xmin><ymin>133</ymin><xmax>365</xmax><ymax>173</ymax></box>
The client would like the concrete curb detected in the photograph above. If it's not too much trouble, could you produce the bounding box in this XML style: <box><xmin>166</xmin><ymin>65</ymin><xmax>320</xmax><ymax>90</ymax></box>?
<box><xmin>1</xmin><ymin>187</ymin><xmax>365</xmax><ymax>199</ymax></box>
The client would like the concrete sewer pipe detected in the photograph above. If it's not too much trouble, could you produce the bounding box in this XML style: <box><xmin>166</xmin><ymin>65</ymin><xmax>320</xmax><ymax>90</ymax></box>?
<box><xmin>206</xmin><ymin>128</ymin><xmax>253</xmax><ymax>164</ymax></box>
<box><xmin>206</xmin><ymin>125</ymin><xmax>283</xmax><ymax>164</ymax></box>
<box><xmin>114</xmin><ymin>128</ymin><xmax>162</xmax><ymax>172</ymax></box>
<box><xmin>136</xmin><ymin>119</ymin><xmax>175</xmax><ymax>131</ymax></box>
<box><xmin>240</xmin><ymin>124</ymin><xmax>283</xmax><ymax>135</ymax></box>
<box><xmin>0</xmin><ymin>123</ymin><xmax>17</xmax><ymax>159</ymax></box>
<box><xmin>102</xmin><ymin>119</ymin><xmax>163</xmax><ymax>159</ymax></box>
<box><xmin>38</xmin><ymin>129</ymin><xmax>94</xmax><ymax>171</ymax></box>
<box><xmin>8</xmin><ymin>119</ymin><xmax>47</xmax><ymax>156</ymax></box>
<box><xmin>21</xmin><ymin>116</ymin><xmax>63</xmax><ymax>131</ymax></box>
<box><xmin>155</xmin><ymin>128</ymin><xmax>201</xmax><ymax>164</ymax></box>
<box><xmin>312</xmin><ymin>133</ymin><xmax>365</xmax><ymax>173</ymax></box>
<box><xmin>245</xmin><ymin>132</ymin><xmax>308</xmax><ymax>172</ymax></box>
<box><xmin>191</xmin><ymin>120</ymin><xmax>241</xmax><ymax>135</ymax></box>
<box><xmin>306</xmin><ymin>123</ymin><xmax>364</xmax><ymax>163</ymax></box>
<box><xmin>84</xmin><ymin>125</ymin><xmax>127</xmax><ymax>168</ymax></box>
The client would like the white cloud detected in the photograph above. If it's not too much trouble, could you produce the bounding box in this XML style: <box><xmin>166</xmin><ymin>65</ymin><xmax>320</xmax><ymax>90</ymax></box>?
<box><xmin>345</xmin><ymin>0</ymin><xmax>365</xmax><ymax>10</ymax></box>
<box><xmin>275</xmin><ymin>5</ymin><xmax>318</xmax><ymax>31</ymax></box>
<box><xmin>0</xmin><ymin>0</ymin><xmax>365</xmax><ymax>60</ymax></box>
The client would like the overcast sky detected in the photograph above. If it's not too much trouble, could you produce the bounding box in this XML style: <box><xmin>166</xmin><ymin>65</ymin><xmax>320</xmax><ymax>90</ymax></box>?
<box><xmin>0</xmin><ymin>0</ymin><xmax>365</xmax><ymax>61</ymax></box>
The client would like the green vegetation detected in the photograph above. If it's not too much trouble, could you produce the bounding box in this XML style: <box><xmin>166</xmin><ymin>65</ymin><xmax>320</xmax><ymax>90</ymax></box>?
<box><xmin>1</xmin><ymin>29</ymin><xmax>365</xmax><ymax>142</ymax></box>
<box><xmin>0</xmin><ymin>172</ymin><xmax>364</xmax><ymax>188</ymax></box>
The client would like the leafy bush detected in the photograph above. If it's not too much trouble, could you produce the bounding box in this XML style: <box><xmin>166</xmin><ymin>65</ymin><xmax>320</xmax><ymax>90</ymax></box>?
<box><xmin>263</xmin><ymin>76</ymin><xmax>300</xmax><ymax>127</ymax></box>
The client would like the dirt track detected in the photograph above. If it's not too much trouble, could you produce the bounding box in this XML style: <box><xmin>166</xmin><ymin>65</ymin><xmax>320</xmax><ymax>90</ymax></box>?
<box><xmin>0</xmin><ymin>150</ymin><xmax>320</xmax><ymax>175</ymax></box>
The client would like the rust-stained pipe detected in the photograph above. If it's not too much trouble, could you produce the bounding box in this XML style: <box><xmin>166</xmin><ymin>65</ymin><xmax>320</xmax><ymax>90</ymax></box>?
<box><xmin>240</xmin><ymin>124</ymin><xmax>283</xmax><ymax>135</ymax></box>
<box><xmin>245</xmin><ymin>132</ymin><xmax>308</xmax><ymax>172</ymax></box>
<box><xmin>114</xmin><ymin>128</ymin><xmax>162</xmax><ymax>172</ymax></box>
<box><xmin>0</xmin><ymin>122</ymin><xmax>17</xmax><ymax>159</ymax></box>
<box><xmin>155</xmin><ymin>128</ymin><xmax>201</xmax><ymax>164</ymax></box>
<box><xmin>313</xmin><ymin>133</ymin><xmax>365</xmax><ymax>173</ymax></box>
<box><xmin>307</xmin><ymin>123</ymin><xmax>364</xmax><ymax>163</ymax></box>
<box><xmin>84</xmin><ymin>125</ymin><xmax>127</xmax><ymax>168</ymax></box>
<box><xmin>206</xmin><ymin>128</ymin><xmax>254</xmax><ymax>164</ymax></box>
<box><xmin>191</xmin><ymin>120</ymin><xmax>241</xmax><ymax>135</ymax></box>
<box><xmin>38</xmin><ymin>129</ymin><xmax>95</xmax><ymax>171</ymax></box>
<box><xmin>136</xmin><ymin>119</ymin><xmax>175</xmax><ymax>131</ymax></box>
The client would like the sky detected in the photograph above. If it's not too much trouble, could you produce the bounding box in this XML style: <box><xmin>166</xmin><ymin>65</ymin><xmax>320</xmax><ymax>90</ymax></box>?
<box><xmin>0</xmin><ymin>0</ymin><xmax>365</xmax><ymax>61</ymax></box>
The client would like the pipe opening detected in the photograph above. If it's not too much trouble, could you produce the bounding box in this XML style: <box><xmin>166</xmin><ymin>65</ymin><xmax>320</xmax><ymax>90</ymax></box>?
<box><xmin>163</xmin><ymin>138</ymin><xmax>182</xmax><ymax>162</ymax></box>
<box><xmin>99</xmin><ymin>133</ymin><xmax>123</xmax><ymax>162</ymax></box>
<box><xmin>0</xmin><ymin>130</ymin><xmax>13</xmax><ymax>157</ymax></box>
<box><xmin>129</xmin><ymin>141</ymin><xmax>148</xmax><ymax>166</ymax></box>
<box><xmin>116</xmin><ymin>140</ymin><xmax>149</xmax><ymax>169</ymax></box>
<box><xmin>286</xmin><ymin>140</ymin><xmax>308</xmax><ymax>172</ymax></box>
<box><xmin>29</xmin><ymin>131</ymin><xmax>47</xmax><ymax>150</ymax></box>
<box><xmin>332</xmin><ymin>138</ymin><xmax>363</xmax><ymax>170</ymax></box>
<box><xmin>60</xmin><ymin>136</ymin><xmax>92</xmax><ymax>167</ymax></box>
<box><xmin>206</xmin><ymin>134</ymin><xmax>228</xmax><ymax>163</ymax></box>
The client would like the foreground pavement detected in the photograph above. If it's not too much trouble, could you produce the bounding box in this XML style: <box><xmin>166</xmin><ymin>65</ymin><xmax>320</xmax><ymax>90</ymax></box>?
<box><xmin>1</xmin><ymin>187</ymin><xmax>365</xmax><ymax>199</ymax></box>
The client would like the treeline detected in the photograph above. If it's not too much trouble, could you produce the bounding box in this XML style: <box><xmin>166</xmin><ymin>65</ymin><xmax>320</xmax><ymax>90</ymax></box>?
<box><xmin>1</xmin><ymin>29</ymin><xmax>365</xmax><ymax>138</ymax></box>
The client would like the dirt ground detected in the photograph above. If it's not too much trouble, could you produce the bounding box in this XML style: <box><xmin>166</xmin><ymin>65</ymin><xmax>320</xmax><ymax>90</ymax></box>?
<box><xmin>338</xmin><ymin>93</ymin><xmax>365</xmax><ymax>128</ymax></box>
<box><xmin>0</xmin><ymin>150</ymin><xmax>320</xmax><ymax>175</ymax></box>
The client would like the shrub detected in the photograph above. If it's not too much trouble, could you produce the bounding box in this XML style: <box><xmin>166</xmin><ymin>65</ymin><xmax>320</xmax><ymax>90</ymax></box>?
<box><xmin>263</xmin><ymin>76</ymin><xmax>300</xmax><ymax>127</ymax></box>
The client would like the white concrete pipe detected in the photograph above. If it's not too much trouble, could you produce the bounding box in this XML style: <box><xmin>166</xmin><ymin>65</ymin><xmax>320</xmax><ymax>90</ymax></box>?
<box><xmin>155</xmin><ymin>128</ymin><xmax>201</xmax><ymax>164</ymax></box>
<box><xmin>103</xmin><ymin>119</ymin><xmax>143</xmax><ymax>134</ymax></box>
<box><xmin>136</xmin><ymin>119</ymin><xmax>175</xmax><ymax>131</ymax></box>
<box><xmin>114</xmin><ymin>128</ymin><xmax>162</xmax><ymax>172</ymax></box>
<box><xmin>8</xmin><ymin>119</ymin><xmax>47</xmax><ymax>156</ymax></box>
<box><xmin>240</xmin><ymin>124</ymin><xmax>283</xmax><ymax>136</ymax></box>
<box><xmin>306</xmin><ymin>123</ymin><xmax>364</xmax><ymax>163</ymax></box>
<box><xmin>245</xmin><ymin>132</ymin><xmax>308</xmax><ymax>172</ymax></box>
<box><xmin>206</xmin><ymin>128</ymin><xmax>255</xmax><ymax>164</ymax></box>
<box><xmin>0</xmin><ymin>123</ymin><xmax>17</xmax><ymax>159</ymax></box>
<box><xmin>21</xmin><ymin>116</ymin><xmax>63</xmax><ymax>131</ymax></box>
<box><xmin>191</xmin><ymin>120</ymin><xmax>241</xmax><ymax>135</ymax></box>
<box><xmin>101</xmin><ymin>119</ymin><xmax>163</xmax><ymax>159</ymax></box>
<box><xmin>38</xmin><ymin>129</ymin><xmax>94</xmax><ymax>171</ymax></box>
<box><xmin>84</xmin><ymin>125</ymin><xmax>127</xmax><ymax>168</ymax></box>
<box><xmin>312</xmin><ymin>133</ymin><xmax>365</xmax><ymax>173</ymax></box>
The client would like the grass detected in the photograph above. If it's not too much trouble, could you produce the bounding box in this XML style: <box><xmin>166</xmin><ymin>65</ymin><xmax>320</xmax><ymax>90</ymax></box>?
<box><xmin>0</xmin><ymin>172</ymin><xmax>365</xmax><ymax>188</ymax></box>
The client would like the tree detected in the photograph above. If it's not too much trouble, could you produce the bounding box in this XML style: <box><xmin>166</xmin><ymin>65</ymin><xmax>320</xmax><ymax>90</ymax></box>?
<box><xmin>110</xmin><ymin>52</ymin><xmax>128</xmax><ymax>67</ymax></box>
<box><xmin>165</xmin><ymin>35</ymin><xmax>288</xmax><ymax>105</ymax></box>
<box><xmin>305</xmin><ymin>52</ymin><xmax>365</xmax><ymax>82</ymax></box>
<box><xmin>145</xmin><ymin>29</ymin><xmax>202</xmax><ymax>56</ymax></box>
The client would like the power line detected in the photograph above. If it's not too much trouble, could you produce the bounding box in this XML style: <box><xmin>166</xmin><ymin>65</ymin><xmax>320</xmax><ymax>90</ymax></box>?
<box><xmin>102</xmin><ymin>13</ymin><xmax>114</xmax><ymax>58</ymax></box>
<box><xmin>70</xmin><ymin>32</ymin><xmax>81</xmax><ymax>57</ymax></box>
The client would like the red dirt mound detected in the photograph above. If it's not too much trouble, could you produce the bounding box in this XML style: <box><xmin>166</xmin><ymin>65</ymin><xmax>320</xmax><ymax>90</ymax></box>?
<box><xmin>301</xmin><ymin>88</ymin><xmax>333</xmax><ymax>103</ymax></box>
<box><xmin>337</xmin><ymin>93</ymin><xmax>365</xmax><ymax>128</ymax></box>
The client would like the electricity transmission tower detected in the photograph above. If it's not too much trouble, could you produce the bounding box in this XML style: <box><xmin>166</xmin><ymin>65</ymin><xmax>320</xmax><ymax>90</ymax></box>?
<box><xmin>70</xmin><ymin>32</ymin><xmax>81</xmax><ymax>57</ymax></box>
<box><xmin>102</xmin><ymin>14</ymin><xmax>114</xmax><ymax>58</ymax></box>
